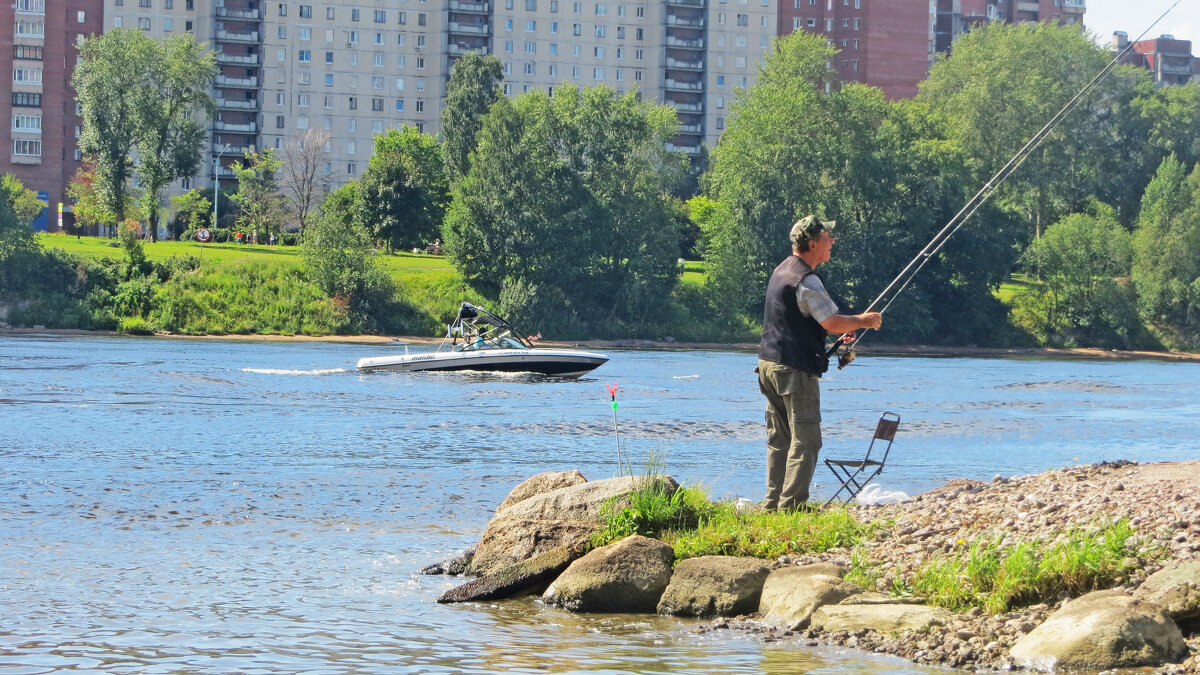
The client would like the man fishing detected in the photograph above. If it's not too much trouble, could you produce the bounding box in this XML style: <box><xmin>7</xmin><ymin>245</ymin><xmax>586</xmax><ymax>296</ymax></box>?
<box><xmin>757</xmin><ymin>215</ymin><xmax>883</xmax><ymax>512</ymax></box>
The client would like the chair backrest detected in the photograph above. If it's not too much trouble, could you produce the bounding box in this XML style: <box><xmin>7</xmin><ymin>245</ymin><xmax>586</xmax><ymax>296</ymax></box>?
<box><xmin>865</xmin><ymin>412</ymin><xmax>900</xmax><ymax>465</ymax></box>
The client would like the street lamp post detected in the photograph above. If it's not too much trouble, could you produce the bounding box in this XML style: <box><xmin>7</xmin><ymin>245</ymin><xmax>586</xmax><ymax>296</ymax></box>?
<box><xmin>212</xmin><ymin>143</ymin><xmax>231</xmax><ymax>229</ymax></box>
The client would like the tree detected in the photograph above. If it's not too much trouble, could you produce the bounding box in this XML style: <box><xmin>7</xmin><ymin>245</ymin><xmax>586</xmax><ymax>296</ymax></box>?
<box><xmin>444</xmin><ymin>85</ymin><xmax>686</xmax><ymax>333</ymax></box>
<box><xmin>67</xmin><ymin>164</ymin><xmax>143</xmax><ymax>236</ymax></box>
<box><xmin>702</xmin><ymin>32</ymin><xmax>1021</xmax><ymax>343</ymax></box>
<box><xmin>230</xmin><ymin>147</ymin><xmax>289</xmax><ymax>238</ymax></box>
<box><xmin>303</xmin><ymin>185</ymin><xmax>395</xmax><ymax>331</ymax></box>
<box><xmin>73</xmin><ymin>29</ymin><xmax>215</xmax><ymax>239</ymax></box>
<box><xmin>0</xmin><ymin>175</ymin><xmax>44</xmax><ymax>293</ymax></box>
<box><xmin>441</xmin><ymin>52</ymin><xmax>505</xmax><ymax>183</ymax></box>
<box><xmin>132</xmin><ymin>34</ymin><xmax>216</xmax><ymax>241</ymax></box>
<box><xmin>280</xmin><ymin>128</ymin><xmax>333</xmax><ymax>236</ymax></box>
<box><xmin>1013</xmin><ymin>203</ymin><xmax>1140</xmax><ymax>348</ymax></box>
<box><xmin>169</xmin><ymin>189</ymin><xmax>211</xmax><ymax>238</ymax></box>
<box><xmin>356</xmin><ymin>126</ymin><xmax>448</xmax><ymax>252</ymax></box>
<box><xmin>1132</xmin><ymin>155</ymin><xmax>1200</xmax><ymax>346</ymax></box>
<box><xmin>918</xmin><ymin>22</ymin><xmax>1136</xmax><ymax>238</ymax></box>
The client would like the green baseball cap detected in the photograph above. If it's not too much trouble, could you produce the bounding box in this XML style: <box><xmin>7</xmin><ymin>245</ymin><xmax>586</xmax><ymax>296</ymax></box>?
<box><xmin>789</xmin><ymin>215</ymin><xmax>835</xmax><ymax>247</ymax></box>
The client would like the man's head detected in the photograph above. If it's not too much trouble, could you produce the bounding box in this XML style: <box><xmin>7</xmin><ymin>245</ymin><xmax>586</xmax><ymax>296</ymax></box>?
<box><xmin>790</xmin><ymin>215</ymin><xmax>835</xmax><ymax>253</ymax></box>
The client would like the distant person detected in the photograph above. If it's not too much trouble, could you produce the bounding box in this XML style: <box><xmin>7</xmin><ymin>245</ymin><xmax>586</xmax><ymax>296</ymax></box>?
<box><xmin>269</xmin><ymin>233</ymin><xmax>276</xmax><ymax>246</ymax></box>
<box><xmin>235</xmin><ymin>231</ymin><xmax>243</xmax><ymax>245</ymax></box>
<box><xmin>757</xmin><ymin>215</ymin><xmax>882</xmax><ymax>512</ymax></box>
<box><xmin>252</xmin><ymin>230</ymin><xmax>258</xmax><ymax>245</ymax></box>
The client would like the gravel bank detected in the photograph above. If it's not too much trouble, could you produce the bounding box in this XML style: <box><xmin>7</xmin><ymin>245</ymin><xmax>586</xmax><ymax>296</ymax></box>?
<box><xmin>707</xmin><ymin>460</ymin><xmax>1200</xmax><ymax>672</ymax></box>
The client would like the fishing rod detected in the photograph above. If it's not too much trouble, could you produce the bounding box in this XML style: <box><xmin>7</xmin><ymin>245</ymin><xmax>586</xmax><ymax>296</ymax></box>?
<box><xmin>828</xmin><ymin>0</ymin><xmax>1185</xmax><ymax>370</ymax></box>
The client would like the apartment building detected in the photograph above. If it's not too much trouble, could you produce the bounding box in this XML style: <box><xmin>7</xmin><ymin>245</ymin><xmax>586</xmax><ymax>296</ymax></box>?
<box><xmin>3</xmin><ymin>0</ymin><xmax>103</xmax><ymax>228</ymax></box>
<box><xmin>1113</xmin><ymin>31</ymin><xmax>1195</xmax><ymax>86</ymax></box>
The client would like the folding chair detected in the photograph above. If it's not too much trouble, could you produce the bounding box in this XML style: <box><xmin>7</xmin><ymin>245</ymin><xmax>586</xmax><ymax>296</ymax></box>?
<box><xmin>823</xmin><ymin>412</ymin><xmax>901</xmax><ymax>506</ymax></box>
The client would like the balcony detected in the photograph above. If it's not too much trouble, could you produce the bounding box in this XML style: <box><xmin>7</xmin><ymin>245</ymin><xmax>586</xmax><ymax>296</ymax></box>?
<box><xmin>1016</xmin><ymin>1</ymin><xmax>1039</xmax><ymax>11</ymax></box>
<box><xmin>216</xmin><ymin>97</ymin><xmax>260</xmax><ymax>110</ymax></box>
<box><xmin>215</xmin><ymin>120</ymin><xmax>258</xmax><ymax>133</ymax></box>
<box><xmin>666</xmin><ymin>15</ymin><xmax>705</xmax><ymax>28</ymax></box>
<box><xmin>677</xmin><ymin>122</ymin><xmax>703</xmax><ymax>134</ymax></box>
<box><xmin>666</xmin><ymin>57</ymin><xmax>703</xmax><ymax>70</ymax></box>
<box><xmin>665</xmin><ymin>78</ymin><xmax>703</xmax><ymax>92</ymax></box>
<box><xmin>666</xmin><ymin>36</ymin><xmax>704</xmax><ymax>50</ymax></box>
<box><xmin>665</xmin><ymin>142</ymin><xmax>701</xmax><ymax>155</ymax></box>
<box><xmin>216</xmin><ymin>52</ymin><xmax>259</xmax><ymax>65</ymax></box>
<box><xmin>216</xmin><ymin>29</ymin><xmax>260</xmax><ymax>42</ymax></box>
<box><xmin>216</xmin><ymin>7</ymin><xmax>261</xmax><ymax>19</ymax></box>
<box><xmin>449</xmin><ymin>43</ymin><xmax>490</xmax><ymax>56</ymax></box>
<box><xmin>670</xmin><ymin>101</ymin><xmax>703</xmax><ymax>113</ymax></box>
<box><xmin>1160</xmin><ymin>63</ymin><xmax>1195</xmax><ymax>75</ymax></box>
<box><xmin>215</xmin><ymin>165</ymin><xmax>238</xmax><ymax>178</ymax></box>
<box><xmin>215</xmin><ymin>74</ymin><xmax>258</xmax><ymax>88</ymax></box>
<box><xmin>448</xmin><ymin>21</ymin><xmax>488</xmax><ymax>34</ymax></box>
<box><xmin>213</xmin><ymin>142</ymin><xmax>252</xmax><ymax>155</ymax></box>
<box><xmin>449</xmin><ymin>0</ymin><xmax>490</xmax><ymax>12</ymax></box>
<box><xmin>666</xmin><ymin>0</ymin><xmax>705</xmax><ymax>6</ymax></box>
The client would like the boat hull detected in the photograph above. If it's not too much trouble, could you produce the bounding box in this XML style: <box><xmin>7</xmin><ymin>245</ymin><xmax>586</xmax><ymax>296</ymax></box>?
<box><xmin>356</xmin><ymin>349</ymin><xmax>609</xmax><ymax>378</ymax></box>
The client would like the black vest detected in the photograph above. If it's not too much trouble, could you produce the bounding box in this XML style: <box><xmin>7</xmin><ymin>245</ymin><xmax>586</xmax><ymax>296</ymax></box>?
<box><xmin>759</xmin><ymin>255</ymin><xmax>829</xmax><ymax>376</ymax></box>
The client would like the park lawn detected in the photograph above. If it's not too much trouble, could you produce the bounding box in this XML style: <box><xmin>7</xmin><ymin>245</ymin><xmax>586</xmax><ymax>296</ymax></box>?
<box><xmin>997</xmin><ymin>273</ymin><xmax>1038</xmax><ymax>304</ymax></box>
<box><xmin>37</xmin><ymin>233</ymin><xmax>297</xmax><ymax>267</ymax></box>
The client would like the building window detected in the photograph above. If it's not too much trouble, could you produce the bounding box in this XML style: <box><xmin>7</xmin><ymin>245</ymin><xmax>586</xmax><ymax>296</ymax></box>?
<box><xmin>595</xmin><ymin>25</ymin><xmax>605</xmax><ymax>37</ymax></box>
<box><xmin>325</xmin><ymin>73</ymin><xmax>334</xmax><ymax>86</ymax></box>
<box><xmin>415</xmin><ymin>100</ymin><xmax>424</xmax><ymax>112</ymax></box>
<box><xmin>11</xmin><ymin>92</ymin><xmax>42</xmax><ymax>107</ymax></box>
<box><xmin>298</xmin><ymin>27</ymin><xmax>310</xmax><ymax>40</ymax></box>
<box><xmin>277</xmin><ymin>48</ymin><xmax>286</xmax><ymax>61</ymax></box>
<box><xmin>276</xmin><ymin>92</ymin><xmax>285</xmax><ymax>105</ymax></box>
<box><xmin>418</xmin><ymin>13</ymin><xmax>426</xmax><ymax>26</ymax></box>
<box><xmin>298</xmin><ymin>50</ymin><xmax>311</xmax><ymax>62</ymax></box>
<box><xmin>372</xmin><ymin>76</ymin><xmax>384</xmax><ymax>89</ymax></box>
<box><xmin>635</xmin><ymin>27</ymin><xmax>643</xmax><ymax>39</ymax></box>
<box><xmin>14</xmin><ymin>45</ymin><xmax>43</xmax><ymax>60</ymax></box>
<box><xmin>374</xmin><ymin>53</ymin><xmax>384</xmax><ymax>67</ymax></box>
<box><xmin>298</xmin><ymin>94</ymin><xmax>310</xmax><ymax>107</ymax></box>
<box><xmin>371</xmin><ymin>97</ymin><xmax>384</xmax><ymax>111</ymax></box>
<box><xmin>634</xmin><ymin>69</ymin><xmax>642</xmax><ymax>81</ymax></box>
<box><xmin>278</xmin><ymin>3</ymin><xmax>286</xmax><ymax>16</ymax></box>
<box><xmin>15</xmin><ymin>0</ymin><xmax>46</xmax><ymax>11</ymax></box>
<box><xmin>503</xmin><ymin>83</ymin><xmax>512</xmax><ymax>95</ymax></box>
<box><xmin>573</xmin><ymin>23</ymin><xmax>581</xmax><ymax>36</ymax></box>
<box><xmin>549</xmin><ymin>43</ymin><xmax>558</xmax><ymax>55</ymax></box>
<box><xmin>593</xmin><ymin>67</ymin><xmax>603</xmax><ymax>80</ymax></box>
<box><xmin>349</xmin><ymin>120</ymin><xmax>357</xmax><ymax>132</ymax></box>
<box><xmin>594</xmin><ymin>46</ymin><xmax>605</xmax><ymax>57</ymax></box>
<box><xmin>594</xmin><ymin>2</ymin><xmax>605</xmax><ymax>14</ymax></box>
<box><xmin>396</xmin><ymin>99</ymin><xmax>404</xmax><ymax>111</ymax></box>
<box><xmin>298</xmin><ymin>72</ymin><xmax>311</xmax><ymax>84</ymax></box>
<box><xmin>524</xmin><ymin>62</ymin><xmax>534</xmax><ymax>74</ymax></box>
<box><xmin>396</xmin><ymin>77</ymin><xmax>405</xmax><ymax>91</ymax></box>
<box><xmin>348</xmin><ymin>96</ymin><xmax>357</xmax><ymax>110</ymax></box>
<box><xmin>13</xmin><ymin>68</ymin><xmax>43</xmax><ymax>84</ymax></box>
<box><xmin>349</xmin><ymin>31</ymin><xmax>359</xmax><ymax>44</ymax></box>
<box><xmin>15</xmin><ymin>20</ymin><xmax>45</xmax><ymax>36</ymax></box>
<box><xmin>525</xmin><ymin>41</ymin><xmax>536</xmax><ymax>54</ymax></box>
<box><xmin>13</xmin><ymin>139</ymin><xmax>42</xmax><ymax>156</ymax></box>
<box><xmin>737</xmin><ymin>13</ymin><xmax>748</xmax><ymax>25</ymax></box>
<box><xmin>374</xmin><ymin>9</ymin><xmax>386</xmax><ymax>22</ymax></box>
<box><xmin>276</xmin><ymin>115</ymin><xmax>285</xmax><ymax>128</ymax></box>
<box><xmin>325</xmin><ymin>51</ymin><xmax>334</xmax><ymax>64</ymax></box>
<box><xmin>548</xmin><ymin>64</ymin><xmax>557</xmax><ymax>76</ymax></box>
<box><xmin>505</xmin><ymin>40</ymin><xmax>514</xmax><ymax>53</ymax></box>
<box><xmin>351</xmin><ymin>8</ymin><xmax>360</xmax><ymax>21</ymax></box>
<box><xmin>299</xmin><ymin>5</ymin><xmax>312</xmax><ymax>18</ymax></box>
<box><xmin>398</xmin><ymin>11</ymin><xmax>406</xmax><ymax>24</ymax></box>
<box><xmin>347</xmin><ymin>163</ymin><xmax>356</xmax><ymax>176</ymax></box>
<box><xmin>571</xmin><ymin>66</ymin><xmax>580</xmax><ymax>78</ymax></box>
<box><xmin>11</xmin><ymin>114</ymin><xmax>41</xmax><ymax>131</ymax></box>
<box><xmin>526</xmin><ymin>20</ymin><xmax>536</xmax><ymax>31</ymax></box>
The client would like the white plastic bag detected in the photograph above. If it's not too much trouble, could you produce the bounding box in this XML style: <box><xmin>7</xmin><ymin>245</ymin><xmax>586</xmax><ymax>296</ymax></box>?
<box><xmin>854</xmin><ymin>483</ymin><xmax>909</xmax><ymax>505</ymax></box>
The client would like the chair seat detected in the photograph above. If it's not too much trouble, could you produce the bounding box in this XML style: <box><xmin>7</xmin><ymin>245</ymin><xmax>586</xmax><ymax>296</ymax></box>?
<box><xmin>827</xmin><ymin>459</ymin><xmax>882</xmax><ymax>469</ymax></box>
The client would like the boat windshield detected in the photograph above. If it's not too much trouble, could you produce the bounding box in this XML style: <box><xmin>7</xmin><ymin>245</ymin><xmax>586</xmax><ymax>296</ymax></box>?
<box><xmin>440</xmin><ymin>303</ymin><xmax>536</xmax><ymax>353</ymax></box>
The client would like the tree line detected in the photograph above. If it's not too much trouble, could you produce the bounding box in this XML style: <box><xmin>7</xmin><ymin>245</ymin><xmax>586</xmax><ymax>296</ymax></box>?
<box><xmin>5</xmin><ymin>22</ymin><xmax>1200</xmax><ymax>349</ymax></box>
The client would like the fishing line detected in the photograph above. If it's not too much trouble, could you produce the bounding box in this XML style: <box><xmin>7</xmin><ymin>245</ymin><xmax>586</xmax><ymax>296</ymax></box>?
<box><xmin>833</xmin><ymin>0</ymin><xmax>1185</xmax><ymax>369</ymax></box>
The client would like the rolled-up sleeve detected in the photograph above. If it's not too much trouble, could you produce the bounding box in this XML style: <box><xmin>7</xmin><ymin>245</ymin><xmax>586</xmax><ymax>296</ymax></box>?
<box><xmin>797</xmin><ymin>276</ymin><xmax>838</xmax><ymax>323</ymax></box>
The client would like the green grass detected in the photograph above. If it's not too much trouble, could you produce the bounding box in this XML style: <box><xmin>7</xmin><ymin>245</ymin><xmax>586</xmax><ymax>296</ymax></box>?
<box><xmin>681</xmin><ymin>259</ymin><xmax>707</xmax><ymax>287</ymax></box>
<box><xmin>667</xmin><ymin>502</ymin><xmax>878</xmax><ymax>561</ymax></box>
<box><xmin>997</xmin><ymin>273</ymin><xmax>1040</xmax><ymax>305</ymax></box>
<box><xmin>900</xmin><ymin>520</ymin><xmax>1142</xmax><ymax>614</ymax></box>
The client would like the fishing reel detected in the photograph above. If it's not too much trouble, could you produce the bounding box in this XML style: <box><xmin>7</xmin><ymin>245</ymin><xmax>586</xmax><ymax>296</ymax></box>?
<box><xmin>825</xmin><ymin>332</ymin><xmax>857</xmax><ymax>370</ymax></box>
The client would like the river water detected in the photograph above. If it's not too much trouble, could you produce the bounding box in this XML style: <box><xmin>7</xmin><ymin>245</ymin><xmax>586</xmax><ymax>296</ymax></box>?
<box><xmin>2</xmin><ymin>334</ymin><xmax>1198</xmax><ymax>674</ymax></box>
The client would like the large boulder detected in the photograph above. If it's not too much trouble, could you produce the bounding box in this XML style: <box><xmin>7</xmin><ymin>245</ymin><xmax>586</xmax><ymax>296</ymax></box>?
<box><xmin>437</xmin><ymin>544</ymin><xmax>584</xmax><ymax>603</ymax></box>
<box><xmin>496</xmin><ymin>470</ymin><xmax>588</xmax><ymax>514</ymax></box>
<box><xmin>1010</xmin><ymin>590</ymin><xmax>1187</xmax><ymax>671</ymax></box>
<box><xmin>758</xmin><ymin>565</ymin><xmax>863</xmax><ymax>630</ymax></box>
<box><xmin>542</xmin><ymin>535</ymin><xmax>675</xmax><ymax>612</ymax></box>
<box><xmin>471</xmin><ymin>475</ymin><xmax>677</xmax><ymax>576</ymax></box>
<box><xmin>657</xmin><ymin>556</ymin><xmax>771</xmax><ymax>618</ymax></box>
<box><xmin>1133</xmin><ymin>560</ymin><xmax>1200</xmax><ymax>621</ymax></box>
<box><xmin>809</xmin><ymin>603</ymin><xmax>951</xmax><ymax>634</ymax></box>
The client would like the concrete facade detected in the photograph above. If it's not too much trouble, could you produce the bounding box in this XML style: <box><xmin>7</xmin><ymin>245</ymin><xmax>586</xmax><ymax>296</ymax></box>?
<box><xmin>1113</xmin><ymin>31</ymin><xmax>1195</xmax><ymax>87</ymax></box>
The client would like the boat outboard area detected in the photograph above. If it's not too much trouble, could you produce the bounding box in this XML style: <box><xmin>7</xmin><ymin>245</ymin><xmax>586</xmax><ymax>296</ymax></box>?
<box><xmin>355</xmin><ymin>302</ymin><xmax>608</xmax><ymax>378</ymax></box>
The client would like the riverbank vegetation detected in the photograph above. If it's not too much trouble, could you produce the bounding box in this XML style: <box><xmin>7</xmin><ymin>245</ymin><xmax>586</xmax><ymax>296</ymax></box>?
<box><xmin>4</xmin><ymin>24</ymin><xmax>1200</xmax><ymax>350</ymax></box>
<box><xmin>591</xmin><ymin>475</ymin><xmax>1150</xmax><ymax>616</ymax></box>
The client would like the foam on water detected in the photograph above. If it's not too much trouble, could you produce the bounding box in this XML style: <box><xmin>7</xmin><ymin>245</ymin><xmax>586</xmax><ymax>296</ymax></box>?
<box><xmin>242</xmin><ymin>367</ymin><xmax>349</xmax><ymax>375</ymax></box>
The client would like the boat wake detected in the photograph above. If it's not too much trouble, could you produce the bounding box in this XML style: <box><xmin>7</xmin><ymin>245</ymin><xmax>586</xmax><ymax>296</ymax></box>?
<box><xmin>242</xmin><ymin>367</ymin><xmax>349</xmax><ymax>376</ymax></box>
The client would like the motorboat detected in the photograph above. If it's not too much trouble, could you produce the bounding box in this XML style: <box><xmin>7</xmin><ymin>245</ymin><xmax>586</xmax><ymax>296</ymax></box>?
<box><xmin>356</xmin><ymin>303</ymin><xmax>608</xmax><ymax>378</ymax></box>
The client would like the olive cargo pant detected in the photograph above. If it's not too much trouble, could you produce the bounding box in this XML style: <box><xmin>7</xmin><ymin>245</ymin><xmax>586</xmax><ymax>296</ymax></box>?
<box><xmin>757</xmin><ymin>359</ymin><xmax>822</xmax><ymax>511</ymax></box>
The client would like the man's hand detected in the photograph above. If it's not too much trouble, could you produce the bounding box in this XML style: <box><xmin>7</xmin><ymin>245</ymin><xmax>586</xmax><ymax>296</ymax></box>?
<box><xmin>859</xmin><ymin>312</ymin><xmax>882</xmax><ymax>330</ymax></box>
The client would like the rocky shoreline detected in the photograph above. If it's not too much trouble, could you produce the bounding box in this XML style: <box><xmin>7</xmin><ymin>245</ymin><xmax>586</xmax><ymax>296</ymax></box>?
<box><xmin>426</xmin><ymin>461</ymin><xmax>1200</xmax><ymax>673</ymax></box>
<box><xmin>713</xmin><ymin>460</ymin><xmax>1200</xmax><ymax>672</ymax></box>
